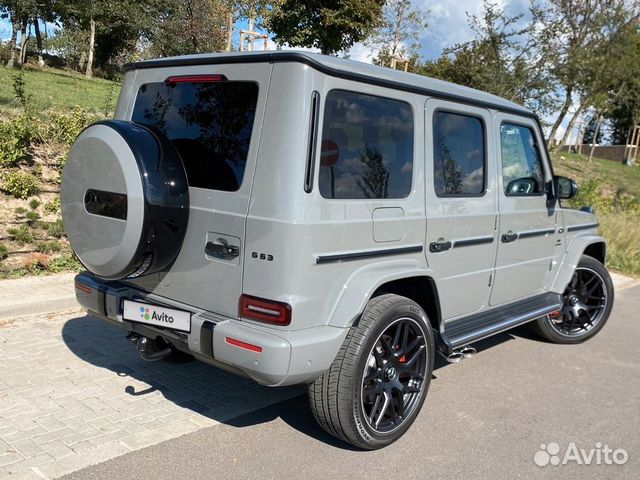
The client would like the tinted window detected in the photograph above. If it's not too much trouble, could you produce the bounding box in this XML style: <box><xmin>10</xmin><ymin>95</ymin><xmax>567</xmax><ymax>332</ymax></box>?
<box><xmin>433</xmin><ymin>111</ymin><xmax>485</xmax><ymax>196</ymax></box>
<box><xmin>500</xmin><ymin>123</ymin><xmax>545</xmax><ymax>196</ymax></box>
<box><xmin>319</xmin><ymin>90</ymin><xmax>414</xmax><ymax>199</ymax></box>
<box><xmin>132</xmin><ymin>81</ymin><xmax>259</xmax><ymax>191</ymax></box>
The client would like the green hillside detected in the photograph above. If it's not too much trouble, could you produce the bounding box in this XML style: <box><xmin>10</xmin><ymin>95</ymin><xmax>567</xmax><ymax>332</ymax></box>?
<box><xmin>0</xmin><ymin>66</ymin><xmax>120</xmax><ymax>114</ymax></box>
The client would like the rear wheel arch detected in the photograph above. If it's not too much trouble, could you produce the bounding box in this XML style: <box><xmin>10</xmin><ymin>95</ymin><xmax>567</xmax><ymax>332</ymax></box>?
<box><xmin>370</xmin><ymin>276</ymin><xmax>441</xmax><ymax>333</ymax></box>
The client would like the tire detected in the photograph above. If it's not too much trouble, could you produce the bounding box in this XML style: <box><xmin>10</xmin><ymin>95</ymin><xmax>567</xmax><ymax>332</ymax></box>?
<box><xmin>308</xmin><ymin>294</ymin><xmax>435</xmax><ymax>450</ymax></box>
<box><xmin>535</xmin><ymin>255</ymin><xmax>614</xmax><ymax>344</ymax></box>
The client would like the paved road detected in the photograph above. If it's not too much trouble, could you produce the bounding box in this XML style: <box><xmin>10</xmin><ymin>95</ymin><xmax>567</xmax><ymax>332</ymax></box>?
<box><xmin>59</xmin><ymin>284</ymin><xmax>640</xmax><ymax>480</ymax></box>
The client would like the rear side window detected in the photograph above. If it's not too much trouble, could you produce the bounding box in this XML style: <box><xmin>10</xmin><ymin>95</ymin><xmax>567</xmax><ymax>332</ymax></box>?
<box><xmin>319</xmin><ymin>90</ymin><xmax>414</xmax><ymax>199</ymax></box>
<box><xmin>132</xmin><ymin>80</ymin><xmax>259</xmax><ymax>192</ymax></box>
<box><xmin>500</xmin><ymin>123</ymin><xmax>545</xmax><ymax>196</ymax></box>
<box><xmin>433</xmin><ymin>111</ymin><xmax>485</xmax><ymax>196</ymax></box>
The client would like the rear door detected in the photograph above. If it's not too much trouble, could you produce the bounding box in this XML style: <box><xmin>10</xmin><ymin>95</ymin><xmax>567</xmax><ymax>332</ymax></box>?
<box><xmin>121</xmin><ymin>64</ymin><xmax>272</xmax><ymax>318</ymax></box>
<box><xmin>425</xmin><ymin>100</ymin><xmax>498</xmax><ymax>321</ymax></box>
<box><xmin>490</xmin><ymin>113</ymin><xmax>559</xmax><ymax>305</ymax></box>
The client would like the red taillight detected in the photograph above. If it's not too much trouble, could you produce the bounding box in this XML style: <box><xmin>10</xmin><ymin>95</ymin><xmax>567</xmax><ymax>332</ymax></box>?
<box><xmin>165</xmin><ymin>74</ymin><xmax>227</xmax><ymax>84</ymax></box>
<box><xmin>225</xmin><ymin>337</ymin><xmax>262</xmax><ymax>353</ymax></box>
<box><xmin>75</xmin><ymin>282</ymin><xmax>92</xmax><ymax>294</ymax></box>
<box><xmin>239</xmin><ymin>294</ymin><xmax>292</xmax><ymax>326</ymax></box>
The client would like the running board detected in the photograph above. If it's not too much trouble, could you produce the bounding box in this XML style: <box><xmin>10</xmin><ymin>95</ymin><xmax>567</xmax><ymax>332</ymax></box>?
<box><xmin>440</xmin><ymin>292</ymin><xmax>562</xmax><ymax>353</ymax></box>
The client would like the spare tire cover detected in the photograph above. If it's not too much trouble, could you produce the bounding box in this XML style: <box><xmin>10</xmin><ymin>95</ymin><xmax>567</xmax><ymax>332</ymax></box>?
<box><xmin>61</xmin><ymin>120</ymin><xmax>189</xmax><ymax>280</ymax></box>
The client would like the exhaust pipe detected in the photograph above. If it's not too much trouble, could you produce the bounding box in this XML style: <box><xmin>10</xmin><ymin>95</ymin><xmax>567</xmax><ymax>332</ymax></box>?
<box><xmin>126</xmin><ymin>333</ymin><xmax>173</xmax><ymax>362</ymax></box>
<box><xmin>440</xmin><ymin>345</ymin><xmax>477</xmax><ymax>363</ymax></box>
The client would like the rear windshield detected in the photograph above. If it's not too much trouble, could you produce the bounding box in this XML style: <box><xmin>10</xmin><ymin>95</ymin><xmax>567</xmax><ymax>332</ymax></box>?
<box><xmin>132</xmin><ymin>80</ymin><xmax>259</xmax><ymax>191</ymax></box>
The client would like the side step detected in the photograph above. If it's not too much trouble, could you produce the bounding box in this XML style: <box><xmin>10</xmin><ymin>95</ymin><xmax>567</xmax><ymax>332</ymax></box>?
<box><xmin>440</xmin><ymin>292</ymin><xmax>562</xmax><ymax>353</ymax></box>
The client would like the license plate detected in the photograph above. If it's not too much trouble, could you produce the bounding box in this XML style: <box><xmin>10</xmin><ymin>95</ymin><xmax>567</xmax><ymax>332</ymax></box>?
<box><xmin>123</xmin><ymin>300</ymin><xmax>191</xmax><ymax>333</ymax></box>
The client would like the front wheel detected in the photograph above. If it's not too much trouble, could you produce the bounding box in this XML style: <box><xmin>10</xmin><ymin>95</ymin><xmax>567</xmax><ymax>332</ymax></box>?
<box><xmin>535</xmin><ymin>255</ymin><xmax>614</xmax><ymax>344</ymax></box>
<box><xmin>308</xmin><ymin>294</ymin><xmax>435</xmax><ymax>449</ymax></box>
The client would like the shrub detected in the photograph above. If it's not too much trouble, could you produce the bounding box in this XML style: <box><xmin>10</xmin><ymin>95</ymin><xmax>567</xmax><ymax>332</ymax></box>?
<box><xmin>35</xmin><ymin>240</ymin><xmax>61</xmax><ymax>253</ymax></box>
<box><xmin>0</xmin><ymin>115</ymin><xmax>36</xmax><ymax>167</ymax></box>
<box><xmin>12</xmin><ymin>71</ymin><xmax>30</xmax><ymax>109</ymax></box>
<box><xmin>42</xmin><ymin>106</ymin><xmax>90</xmax><ymax>146</ymax></box>
<box><xmin>0</xmin><ymin>244</ymin><xmax>8</xmax><ymax>261</ymax></box>
<box><xmin>25</xmin><ymin>210</ymin><xmax>40</xmax><ymax>224</ymax></box>
<box><xmin>44</xmin><ymin>197</ymin><xmax>60</xmax><ymax>214</ymax></box>
<box><xmin>7</xmin><ymin>225</ymin><xmax>34</xmax><ymax>244</ymax></box>
<box><xmin>47</xmin><ymin>253</ymin><xmax>81</xmax><ymax>273</ymax></box>
<box><xmin>47</xmin><ymin>219</ymin><xmax>65</xmax><ymax>238</ymax></box>
<box><xmin>14</xmin><ymin>206</ymin><xmax>27</xmax><ymax>215</ymax></box>
<box><xmin>1</xmin><ymin>171</ymin><xmax>39</xmax><ymax>199</ymax></box>
<box><xmin>29</xmin><ymin>199</ymin><xmax>41</xmax><ymax>210</ymax></box>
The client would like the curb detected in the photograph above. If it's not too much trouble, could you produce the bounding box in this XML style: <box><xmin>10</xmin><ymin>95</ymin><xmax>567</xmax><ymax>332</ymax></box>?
<box><xmin>0</xmin><ymin>272</ymin><xmax>79</xmax><ymax>320</ymax></box>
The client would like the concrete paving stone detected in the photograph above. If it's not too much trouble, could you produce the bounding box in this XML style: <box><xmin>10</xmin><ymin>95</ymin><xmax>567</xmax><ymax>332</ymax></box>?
<box><xmin>0</xmin><ymin>426</ymin><xmax>47</xmax><ymax>443</ymax></box>
<box><xmin>37</xmin><ymin>441</ymin><xmax>130</xmax><ymax>479</ymax></box>
<box><xmin>87</xmin><ymin>419</ymin><xmax>120</xmax><ymax>436</ymax></box>
<box><xmin>35</xmin><ymin>416</ymin><xmax>68</xmax><ymax>433</ymax></box>
<box><xmin>39</xmin><ymin>440</ymin><xmax>74</xmax><ymax>460</ymax></box>
<box><xmin>7</xmin><ymin>438</ymin><xmax>45</xmax><ymax>458</ymax></box>
<box><xmin>32</xmin><ymin>428</ymin><xmax>73</xmax><ymax>446</ymax></box>
<box><xmin>119</xmin><ymin>421</ymin><xmax>200</xmax><ymax>451</ymax></box>
<box><xmin>0</xmin><ymin>468</ymin><xmax>45</xmax><ymax>480</ymax></box>
<box><xmin>0</xmin><ymin>451</ymin><xmax>24</xmax><ymax>467</ymax></box>
<box><xmin>58</xmin><ymin>427</ymin><xmax>103</xmax><ymax>447</ymax></box>
<box><xmin>0</xmin><ymin>439</ymin><xmax>15</xmax><ymax>455</ymax></box>
<box><xmin>112</xmin><ymin>419</ymin><xmax>147</xmax><ymax>435</ymax></box>
<box><xmin>2</xmin><ymin>452</ymin><xmax>55</xmax><ymax>475</ymax></box>
<box><xmin>89</xmin><ymin>429</ymin><xmax>130</xmax><ymax>447</ymax></box>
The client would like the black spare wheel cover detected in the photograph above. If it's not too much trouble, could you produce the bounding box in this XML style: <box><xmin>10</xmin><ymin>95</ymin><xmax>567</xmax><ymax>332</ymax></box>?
<box><xmin>61</xmin><ymin>120</ymin><xmax>189</xmax><ymax>280</ymax></box>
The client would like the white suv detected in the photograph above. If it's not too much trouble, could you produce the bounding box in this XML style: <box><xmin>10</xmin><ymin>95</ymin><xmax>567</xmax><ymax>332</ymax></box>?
<box><xmin>61</xmin><ymin>51</ymin><xmax>613</xmax><ymax>449</ymax></box>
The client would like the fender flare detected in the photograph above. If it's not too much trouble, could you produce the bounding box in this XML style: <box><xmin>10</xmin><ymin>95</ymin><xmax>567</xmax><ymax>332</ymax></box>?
<box><xmin>551</xmin><ymin>233</ymin><xmax>607</xmax><ymax>293</ymax></box>
<box><xmin>327</xmin><ymin>257</ymin><xmax>440</xmax><ymax>328</ymax></box>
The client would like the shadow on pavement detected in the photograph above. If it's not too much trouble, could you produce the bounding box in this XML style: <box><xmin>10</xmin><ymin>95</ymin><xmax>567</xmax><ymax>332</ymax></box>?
<box><xmin>61</xmin><ymin>314</ymin><xmax>535</xmax><ymax>449</ymax></box>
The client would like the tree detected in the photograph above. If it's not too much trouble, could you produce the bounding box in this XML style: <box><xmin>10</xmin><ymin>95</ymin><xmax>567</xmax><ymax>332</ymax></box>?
<box><xmin>267</xmin><ymin>0</ymin><xmax>385</xmax><ymax>55</ymax></box>
<box><xmin>542</xmin><ymin>1</ymin><xmax>612</xmax><ymax>147</ymax></box>
<box><xmin>368</xmin><ymin>0</ymin><xmax>427</xmax><ymax>69</ymax></box>
<box><xmin>356</xmin><ymin>147</ymin><xmax>389</xmax><ymax>198</ymax></box>
<box><xmin>146</xmin><ymin>0</ymin><xmax>230</xmax><ymax>58</ymax></box>
<box><xmin>417</xmin><ymin>1</ymin><xmax>558</xmax><ymax>116</ymax></box>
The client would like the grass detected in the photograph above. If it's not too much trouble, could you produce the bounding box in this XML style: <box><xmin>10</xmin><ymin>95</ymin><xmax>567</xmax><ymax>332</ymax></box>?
<box><xmin>0</xmin><ymin>66</ymin><xmax>120</xmax><ymax>114</ymax></box>
<box><xmin>553</xmin><ymin>152</ymin><xmax>640</xmax><ymax>199</ymax></box>
<box><xmin>551</xmin><ymin>152</ymin><xmax>640</xmax><ymax>277</ymax></box>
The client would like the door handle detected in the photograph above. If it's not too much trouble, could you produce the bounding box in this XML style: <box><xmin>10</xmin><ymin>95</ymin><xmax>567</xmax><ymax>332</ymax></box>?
<box><xmin>501</xmin><ymin>232</ymin><xmax>518</xmax><ymax>243</ymax></box>
<box><xmin>429</xmin><ymin>240</ymin><xmax>452</xmax><ymax>253</ymax></box>
<box><xmin>205</xmin><ymin>238</ymin><xmax>239</xmax><ymax>259</ymax></box>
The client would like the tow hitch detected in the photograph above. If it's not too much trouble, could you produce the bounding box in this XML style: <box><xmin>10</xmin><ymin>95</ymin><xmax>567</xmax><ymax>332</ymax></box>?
<box><xmin>126</xmin><ymin>333</ymin><xmax>173</xmax><ymax>362</ymax></box>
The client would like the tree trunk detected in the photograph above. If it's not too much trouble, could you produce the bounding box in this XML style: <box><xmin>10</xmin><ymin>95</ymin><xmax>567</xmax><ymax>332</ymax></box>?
<box><xmin>226</xmin><ymin>12</ymin><xmax>233</xmax><ymax>52</ymax></box>
<box><xmin>34</xmin><ymin>19</ymin><xmax>44</xmax><ymax>66</ymax></box>
<box><xmin>588</xmin><ymin>111</ymin><xmax>603</xmax><ymax>163</ymax></box>
<box><xmin>548</xmin><ymin>85</ymin><xmax>574</xmax><ymax>148</ymax></box>
<box><xmin>6</xmin><ymin>18</ymin><xmax>19</xmax><ymax>68</ymax></box>
<box><xmin>86</xmin><ymin>17</ymin><xmax>96</xmax><ymax>79</ymax></box>
<box><xmin>559</xmin><ymin>103</ymin><xmax>585</xmax><ymax>151</ymax></box>
<box><xmin>18</xmin><ymin>19</ymin><xmax>28</xmax><ymax>66</ymax></box>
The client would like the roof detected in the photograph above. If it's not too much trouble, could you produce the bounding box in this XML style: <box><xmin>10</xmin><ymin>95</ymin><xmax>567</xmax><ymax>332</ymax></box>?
<box><xmin>124</xmin><ymin>51</ymin><xmax>532</xmax><ymax>118</ymax></box>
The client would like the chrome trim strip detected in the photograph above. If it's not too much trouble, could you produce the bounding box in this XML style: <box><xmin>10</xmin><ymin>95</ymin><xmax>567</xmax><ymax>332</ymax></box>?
<box><xmin>453</xmin><ymin>236</ymin><xmax>494</xmax><ymax>248</ymax></box>
<box><xmin>517</xmin><ymin>228</ymin><xmax>556</xmax><ymax>239</ymax></box>
<box><xmin>567</xmin><ymin>223</ymin><xmax>599</xmax><ymax>232</ymax></box>
<box><xmin>315</xmin><ymin>245</ymin><xmax>424</xmax><ymax>264</ymax></box>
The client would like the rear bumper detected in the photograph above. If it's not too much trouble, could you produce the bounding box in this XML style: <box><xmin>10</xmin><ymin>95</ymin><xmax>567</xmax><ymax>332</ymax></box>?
<box><xmin>74</xmin><ymin>273</ymin><xmax>348</xmax><ymax>386</ymax></box>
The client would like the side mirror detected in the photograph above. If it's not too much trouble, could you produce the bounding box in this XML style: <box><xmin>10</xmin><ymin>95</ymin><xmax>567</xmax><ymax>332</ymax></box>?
<box><xmin>554</xmin><ymin>175</ymin><xmax>578</xmax><ymax>200</ymax></box>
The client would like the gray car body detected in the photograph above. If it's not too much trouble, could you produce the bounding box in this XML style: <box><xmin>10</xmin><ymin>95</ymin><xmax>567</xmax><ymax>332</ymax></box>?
<box><xmin>70</xmin><ymin>51</ymin><xmax>604</xmax><ymax>386</ymax></box>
